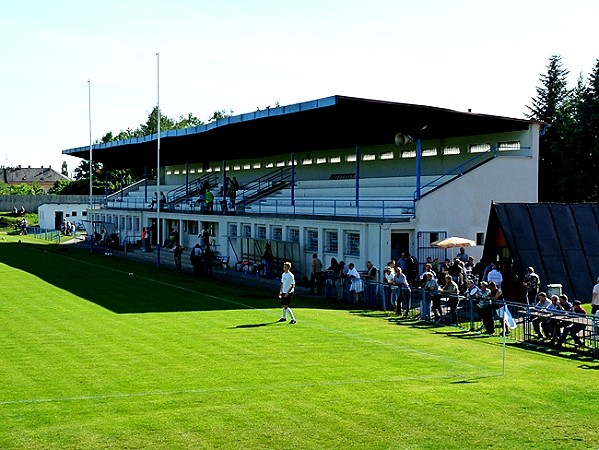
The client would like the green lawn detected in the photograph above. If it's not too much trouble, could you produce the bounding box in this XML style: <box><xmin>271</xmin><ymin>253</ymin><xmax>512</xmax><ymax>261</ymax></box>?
<box><xmin>0</xmin><ymin>235</ymin><xmax>598</xmax><ymax>449</ymax></box>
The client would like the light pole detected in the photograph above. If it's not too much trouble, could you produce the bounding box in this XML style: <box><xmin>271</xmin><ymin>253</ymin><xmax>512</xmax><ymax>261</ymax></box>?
<box><xmin>156</xmin><ymin>52</ymin><xmax>161</xmax><ymax>267</ymax></box>
<box><xmin>88</xmin><ymin>79</ymin><xmax>93</xmax><ymax>252</ymax></box>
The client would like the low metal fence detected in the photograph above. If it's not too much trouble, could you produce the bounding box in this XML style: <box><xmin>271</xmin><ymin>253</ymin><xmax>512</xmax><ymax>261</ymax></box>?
<box><xmin>323</xmin><ymin>273</ymin><xmax>598</xmax><ymax>358</ymax></box>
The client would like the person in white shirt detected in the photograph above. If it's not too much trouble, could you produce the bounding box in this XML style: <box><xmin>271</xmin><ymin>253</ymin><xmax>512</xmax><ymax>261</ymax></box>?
<box><xmin>278</xmin><ymin>262</ymin><xmax>296</xmax><ymax>324</ymax></box>
<box><xmin>486</xmin><ymin>263</ymin><xmax>503</xmax><ymax>289</ymax></box>
<box><xmin>347</xmin><ymin>262</ymin><xmax>363</xmax><ymax>301</ymax></box>
<box><xmin>591</xmin><ymin>276</ymin><xmax>599</xmax><ymax>315</ymax></box>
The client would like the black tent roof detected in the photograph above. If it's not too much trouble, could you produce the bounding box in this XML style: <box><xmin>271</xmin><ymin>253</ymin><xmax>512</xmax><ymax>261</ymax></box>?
<box><xmin>484</xmin><ymin>202</ymin><xmax>599</xmax><ymax>301</ymax></box>
<box><xmin>63</xmin><ymin>95</ymin><xmax>533</xmax><ymax>170</ymax></box>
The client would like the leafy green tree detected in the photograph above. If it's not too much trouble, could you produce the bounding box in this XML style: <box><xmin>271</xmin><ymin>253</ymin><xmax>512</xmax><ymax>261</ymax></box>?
<box><xmin>208</xmin><ymin>109</ymin><xmax>234</xmax><ymax>122</ymax></box>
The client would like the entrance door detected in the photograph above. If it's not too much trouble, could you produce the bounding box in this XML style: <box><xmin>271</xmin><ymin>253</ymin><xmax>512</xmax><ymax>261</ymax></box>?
<box><xmin>54</xmin><ymin>211</ymin><xmax>63</xmax><ymax>231</ymax></box>
<box><xmin>390</xmin><ymin>232</ymin><xmax>409</xmax><ymax>263</ymax></box>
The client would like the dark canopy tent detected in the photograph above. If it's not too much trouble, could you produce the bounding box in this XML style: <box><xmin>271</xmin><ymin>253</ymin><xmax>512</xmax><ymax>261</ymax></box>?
<box><xmin>482</xmin><ymin>202</ymin><xmax>599</xmax><ymax>301</ymax></box>
<box><xmin>62</xmin><ymin>95</ymin><xmax>532</xmax><ymax>170</ymax></box>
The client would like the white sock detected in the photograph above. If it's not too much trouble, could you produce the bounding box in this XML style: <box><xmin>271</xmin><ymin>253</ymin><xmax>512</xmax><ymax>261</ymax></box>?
<box><xmin>287</xmin><ymin>308</ymin><xmax>295</xmax><ymax>321</ymax></box>
<box><xmin>282</xmin><ymin>308</ymin><xmax>287</xmax><ymax>319</ymax></box>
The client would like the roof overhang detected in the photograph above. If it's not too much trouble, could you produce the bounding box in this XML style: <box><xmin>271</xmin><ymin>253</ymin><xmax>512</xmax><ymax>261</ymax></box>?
<box><xmin>63</xmin><ymin>95</ymin><xmax>534</xmax><ymax>169</ymax></box>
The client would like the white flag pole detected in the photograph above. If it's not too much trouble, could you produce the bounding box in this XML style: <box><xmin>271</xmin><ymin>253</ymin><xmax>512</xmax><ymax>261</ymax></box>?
<box><xmin>88</xmin><ymin>79</ymin><xmax>93</xmax><ymax>252</ymax></box>
<box><xmin>156</xmin><ymin>52</ymin><xmax>161</xmax><ymax>267</ymax></box>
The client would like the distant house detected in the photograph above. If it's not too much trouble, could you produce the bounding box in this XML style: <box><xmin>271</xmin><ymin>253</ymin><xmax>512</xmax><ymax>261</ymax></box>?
<box><xmin>1</xmin><ymin>166</ymin><xmax>69</xmax><ymax>192</ymax></box>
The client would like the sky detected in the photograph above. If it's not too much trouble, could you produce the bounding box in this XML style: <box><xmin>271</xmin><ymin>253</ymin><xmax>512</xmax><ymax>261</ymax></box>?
<box><xmin>1</xmin><ymin>0</ymin><xmax>598</xmax><ymax>175</ymax></box>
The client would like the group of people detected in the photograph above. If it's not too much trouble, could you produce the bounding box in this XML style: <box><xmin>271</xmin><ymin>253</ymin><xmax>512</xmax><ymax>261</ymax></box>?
<box><xmin>12</xmin><ymin>206</ymin><xmax>26</xmax><ymax>216</ymax></box>
<box><xmin>322</xmin><ymin>257</ymin><xmax>378</xmax><ymax>305</ymax></box>
<box><xmin>61</xmin><ymin>219</ymin><xmax>77</xmax><ymax>236</ymax></box>
<box><xmin>531</xmin><ymin>291</ymin><xmax>589</xmax><ymax>348</ymax></box>
<box><xmin>16</xmin><ymin>217</ymin><xmax>29</xmax><ymax>235</ymax></box>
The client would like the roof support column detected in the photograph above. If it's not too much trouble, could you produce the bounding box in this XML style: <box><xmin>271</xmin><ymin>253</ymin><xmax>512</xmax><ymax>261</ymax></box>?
<box><xmin>290</xmin><ymin>152</ymin><xmax>295</xmax><ymax>207</ymax></box>
<box><xmin>355</xmin><ymin>145</ymin><xmax>360</xmax><ymax>214</ymax></box>
<box><xmin>415</xmin><ymin>138</ymin><xmax>422</xmax><ymax>200</ymax></box>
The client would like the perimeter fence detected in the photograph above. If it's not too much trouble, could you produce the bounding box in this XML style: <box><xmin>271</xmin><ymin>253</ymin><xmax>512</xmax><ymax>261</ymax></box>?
<box><xmin>324</xmin><ymin>273</ymin><xmax>599</xmax><ymax>359</ymax></box>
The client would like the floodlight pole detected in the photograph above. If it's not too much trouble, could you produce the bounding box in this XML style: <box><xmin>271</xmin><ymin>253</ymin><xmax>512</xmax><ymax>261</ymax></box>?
<box><xmin>88</xmin><ymin>79</ymin><xmax>93</xmax><ymax>253</ymax></box>
<box><xmin>156</xmin><ymin>52</ymin><xmax>161</xmax><ymax>267</ymax></box>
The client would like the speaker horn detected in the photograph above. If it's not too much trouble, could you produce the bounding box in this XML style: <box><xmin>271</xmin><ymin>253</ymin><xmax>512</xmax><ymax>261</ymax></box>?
<box><xmin>394</xmin><ymin>132</ymin><xmax>413</xmax><ymax>146</ymax></box>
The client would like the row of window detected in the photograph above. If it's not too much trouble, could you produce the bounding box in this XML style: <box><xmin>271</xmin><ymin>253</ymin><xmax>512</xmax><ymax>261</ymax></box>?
<box><xmin>229</xmin><ymin>223</ymin><xmax>360</xmax><ymax>256</ymax></box>
<box><xmin>165</xmin><ymin>141</ymin><xmax>522</xmax><ymax>175</ymax></box>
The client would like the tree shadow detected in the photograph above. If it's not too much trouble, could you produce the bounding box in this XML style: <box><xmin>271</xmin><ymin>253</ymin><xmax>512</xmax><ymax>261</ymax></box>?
<box><xmin>0</xmin><ymin>241</ymin><xmax>333</xmax><ymax>315</ymax></box>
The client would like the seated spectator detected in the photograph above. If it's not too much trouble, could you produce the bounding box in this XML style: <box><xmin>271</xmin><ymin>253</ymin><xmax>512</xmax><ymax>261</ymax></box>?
<box><xmin>557</xmin><ymin>300</ymin><xmax>588</xmax><ymax>348</ymax></box>
<box><xmin>558</xmin><ymin>294</ymin><xmax>573</xmax><ymax>312</ymax></box>
<box><xmin>542</xmin><ymin>295</ymin><xmax>564</xmax><ymax>341</ymax></box>
<box><xmin>422</xmin><ymin>271</ymin><xmax>438</xmax><ymax>321</ymax></box>
<box><xmin>439</xmin><ymin>274</ymin><xmax>460</xmax><ymax>325</ymax></box>
<box><xmin>532</xmin><ymin>292</ymin><xmax>551</xmax><ymax>339</ymax></box>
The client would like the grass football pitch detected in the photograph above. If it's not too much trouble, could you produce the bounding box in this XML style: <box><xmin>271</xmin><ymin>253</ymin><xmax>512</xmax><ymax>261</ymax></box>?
<box><xmin>0</xmin><ymin>236</ymin><xmax>598</xmax><ymax>449</ymax></box>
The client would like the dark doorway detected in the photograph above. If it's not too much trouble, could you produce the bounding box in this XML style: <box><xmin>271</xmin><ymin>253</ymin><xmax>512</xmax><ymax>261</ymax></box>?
<box><xmin>54</xmin><ymin>211</ymin><xmax>64</xmax><ymax>231</ymax></box>
<box><xmin>391</xmin><ymin>232</ymin><xmax>409</xmax><ymax>263</ymax></box>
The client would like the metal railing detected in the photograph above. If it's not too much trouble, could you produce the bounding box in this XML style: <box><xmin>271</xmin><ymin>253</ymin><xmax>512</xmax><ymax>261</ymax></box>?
<box><xmin>323</xmin><ymin>273</ymin><xmax>598</xmax><ymax>358</ymax></box>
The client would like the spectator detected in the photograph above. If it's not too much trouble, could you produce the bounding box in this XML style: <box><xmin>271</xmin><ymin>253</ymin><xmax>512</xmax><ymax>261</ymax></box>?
<box><xmin>557</xmin><ymin>300</ymin><xmax>588</xmax><ymax>348</ymax></box>
<box><xmin>149</xmin><ymin>191</ymin><xmax>158</xmax><ymax>209</ymax></box>
<box><xmin>309</xmin><ymin>253</ymin><xmax>323</xmax><ymax>295</ymax></box>
<box><xmin>141</xmin><ymin>227</ymin><xmax>147</xmax><ymax>252</ymax></box>
<box><xmin>523</xmin><ymin>266</ymin><xmax>540</xmax><ymax>305</ymax></box>
<box><xmin>262</xmin><ymin>242</ymin><xmax>274</xmax><ymax>279</ymax></box>
<box><xmin>439</xmin><ymin>274</ymin><xmax>459</xmax><ymax>325</ymax></box>
<box><xmin>393</xmin><ymin>267</ymin><xmax>411</xmax><ymax>317</ymax></box>
<box><xmin>190</xmin><ymin>244</ymin><xmax>202</xmax><ymax>276</ymax></box>
<box><xmin>486</xmin><ymin>263</ymin><xmax>503</xmax><ymax>289</ymax></box>
<box><xmin>558</xmin><ymin>294</ymin><xmax>573</xmax><ymax>312</ymax></box>
<box><xmin>532</xmin><ymin>292</ymin><xmax>551</xmax><ymax>339</ymax></box>
<box><xmin>456</xmin><ymin>247</ymin><xmax>469</xmax><ymax>263</ymax></box>
<box><xmin>347</xmin><ymin>262</ymin><xmax>363</xmax><ymax>302</ymax></box>
<box><xmin>543</xmin><ymin>295</ymin><xmax>564</xmax><ymax>341</ymax></box>
<box><xmin>204</xmin><ymin>189</ymin><xmax>214</xmax><ymax>213</ymax></box>
<box><xmin>591</xmin><ymin>276</ymin><xmax>599</xmax><ymax>315</ymax></box>
<box><xmin>173</xmin><ymin>244</ymin><xmax>183</xmax><ymax>272</ymax></box>
<box><xmin>476</xmin><ymin>281</ymin><xmax>495</xmax><ymax>335</ymax></box>
<box><xmin>422</xmin><ymin>271</ymin><xmax>438</xmax><ymax>321</ymax></box>
<box><xmin>383</xmin><ymin>264</ymin><xmax>395</xmax><ymax>312</ymax></box>
<box><xmin>364</xmin><ymin>261</ymin><xmax>378</xmax><ymax>308</ymax></box>
<box><xmin>336</xmin><ymin>261</ymin><xmax>348</xmax><ymax>302</ymax></box>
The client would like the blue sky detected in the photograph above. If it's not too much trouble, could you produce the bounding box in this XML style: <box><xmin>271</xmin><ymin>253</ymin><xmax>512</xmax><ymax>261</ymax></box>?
<box><xmin>1</xmin><ymin>0</ymin><xmax>597</xmax><ymax>174</ymax></box>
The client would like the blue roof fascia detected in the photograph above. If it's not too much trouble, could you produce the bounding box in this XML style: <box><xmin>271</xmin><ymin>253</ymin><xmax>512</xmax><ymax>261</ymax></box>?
<box><xmin>62</xmin><ymin>95</ymin><xmax>338</xmax><ymax>155</ymax></box>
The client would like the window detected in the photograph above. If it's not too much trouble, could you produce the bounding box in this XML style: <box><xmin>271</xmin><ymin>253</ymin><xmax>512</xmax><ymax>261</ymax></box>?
<box><xmin>256</xmin><ymin>225</ymin><xmax>266</xmax><ymax>239</ymax></box>
<box><xmin>253</xmin><ymin>163</ymin><xmax>261</xmax><ymax>169</ymax></box>
<box><xmin>362</xmin><ymin>154</ymin><xmax>375</xmax><ymax>161</ymax></box>
<box><xmin>271</xmin><ymin>226</ymin><xmax>282</xmax><ymax>241</ymax></box>
<box><xmin>345</xmin><ymin>231</ymin><xmax>360</xmax><ymax>256</ymax></box>
<box><xmin>134</xmin><ymin>217</ymin><xmax>140</xmax><ymax>231</ymax></box>
<box><xmin>476</xmin><ymin>232</ymin><xmax>485</xmax><ymax>246</ymax></box>
<box><xmin>174</xmin><ymin>170</ymin><xmax>180</xmax><ymax>175</ymax></box>
<box><xmin>302</xmin><ymin>158</ymin><xmax>313</xmax><ymax>165</ymax></box>
<box><xmin>443</xmin><ymin>146</ymin><xmax>460</xmax><ymax>155</ymax></box>
<box><xmin>243</xmin><ymin>164</ymin><xmax>251</xmax><ymax>170</ymax></box>
<box><xmin>185</xmin><ymin>220</ymin><xmax>198</xmax><ymax>235</ymax></box>
<box><xmin>316</xmin><ymin>157</ymin><xmax>327</xmax><ymax>164</ymax></box>
<box><xmin>82</xmin><ymin>211</ymin><xmax>87</xmax><ymax>217</ymax></box>
<box><xmin>324</xmin><ymin>230</ymin><xmax>338</xmax><ymax>253</ymax></box>
<box><xmin>287</xmin><ymin>227</ymin><xmax>299</xmax><ymax>242</ymax></box>
<box><xmin>330</xmin><ymin>156</ymin><xmax>341</xmax><ymax>163</ymax></box>
<box><xmin>127</xmin><ymin>217</ymin><xmax>132</xmax><ymax>230</ymax></box>
<box><xmin>401</xmin><ymin>150</ymin><xmax>416</xmax><ymax>158</ymax></box>
<box><xmin>422</xmin><ymin>147</ymin><xmax>438</xmax><ymax>157</ymax></box>
<box><xmin>346</xmin><ymin>154</ymin><xmax>356</xmax><ymax>162</ymax></box>
<box><xmin>266</xmin><ymin>162</ymin><xmax>274</xmax><ymax>168</ymax></box>
<box><xmin>469</xmin><ymin>143</ymin><xmax>491</xmax><ymax>153</ymax></box>
<box><xmin>242</xmin><ymin>224</ymin><xmax>252</xmax><ymax>238</ymax></box>
<box><xmin>305</xmin><ymin>229</ymin><xmax>318</xmax><ymax>251</ymax></box>
<box><xmin>229</xmin><ymin>223</ymin><xmax>238</xmax><ymax>237</ymax></box>
<box><xmin>276</xmin><ymin>161</ymin><xmax>285</xmax><ymax>167</ymax></box>
<box><xmin>498</xmin><ymin>141</ymin><xmax>521</xmax><ymax>151</ymax></box>
<box><xmin>380</xmin><ymin>151</ymin><xmax>394</xmax><ymax>160</ymax></box>
<box><xmin>71</xmin><ymin>211</ymin><xmax>78</xmax><ymax>217</ymax></box>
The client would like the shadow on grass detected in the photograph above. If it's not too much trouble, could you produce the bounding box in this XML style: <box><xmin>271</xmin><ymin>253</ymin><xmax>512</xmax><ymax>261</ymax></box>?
<box><xmin>232</xmin><ymin>320</ymin><xmax>282</xmax><ymax>329</ymax></box>
<box><xmin>349</xmin><ymin>309</ymin><xmax>598</xmax><ymax>364</ymax></box>
<box><xmin>0</xmin><ymin>240</ymin><xmax>335</xmax><ymax>315</ymax></box>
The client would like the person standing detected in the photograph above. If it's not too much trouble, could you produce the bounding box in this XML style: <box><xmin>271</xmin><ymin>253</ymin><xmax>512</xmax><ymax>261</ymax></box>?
<box><xmin>262</xmin><ymin>242</ymin><xmax>274</xmax><ymax>279</ymax></box>
<box><xmin>523</xmin><ymin>266</ymin><xmax>540</xmax><ymax>305</ymax></box>
<box><xmin>591</xmin><ymin>276</ymin><xmax>599</xmax><ymax>315</ymax></box>
<box><xmin>486</xmin><ymin>263</ymin><xmax>503</xmax><ymax>290</ymax></box>
<box><xmin>173</xmin><ymin>244</ymin><xmax>183</xmax><ymax>272</ymax></box>
<box><xmin>309</xmin><ymin>253</ymin><xmax>323</xmax><ymax>295</ymax></box>
<box><xmin>278</xmin><ymin>262</ymin><xmax>296</xmax><ymax>324</ymax></box>
<box><xmin>141</xmin><ymin>227</ymin><xmax>147</xmax><ymax>252</ymax></box>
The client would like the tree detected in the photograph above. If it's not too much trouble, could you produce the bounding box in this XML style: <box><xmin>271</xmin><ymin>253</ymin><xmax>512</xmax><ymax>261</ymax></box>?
<box><xmin>61</xmin><ymin>161</ymin><xmax>69</xmax><ymax>177</ymax></box>
<box><xmin>526</xmin><ymin>55</ymin><xmax>572</xmax><ymax>201</ymax></box>
<box><xmin>208</xmin><ymin>109</ymin><xmax>234</xmax><ymax>122</ymax></box>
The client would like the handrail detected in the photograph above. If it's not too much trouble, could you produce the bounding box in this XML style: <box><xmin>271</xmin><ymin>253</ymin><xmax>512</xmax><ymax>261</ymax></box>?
<box><xmin>414</xmin><ymin>148</ymin><xmax>498</xmax><ymax>200</ymax></box>
<box><xmin>237</xmin><ymin>167</ymin><xmax>293</xmax><ymax>207</ymax></box>
<box><xmin>167</xmin><ymin>173</ymin><xmax>218</xmax><ymax>204</ymax></box>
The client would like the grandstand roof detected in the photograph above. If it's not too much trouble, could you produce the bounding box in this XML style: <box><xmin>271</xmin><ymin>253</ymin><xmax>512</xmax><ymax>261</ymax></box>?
<box><xmin>63</xmin><ymin>95</ymin><xmax>534</xmax><ymax>170</ymax></box>
<box><xmin>483</xmin><ymin>202</ymin><xmax>599</xmax><ymax>301</ymax></box>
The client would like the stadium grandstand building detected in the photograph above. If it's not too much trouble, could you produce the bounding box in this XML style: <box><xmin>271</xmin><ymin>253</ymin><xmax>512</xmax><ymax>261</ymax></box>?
<box><xmin>63</xmin><ymin>95</ymin><xmax>540</xmax><ymax>279</ymax></box>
